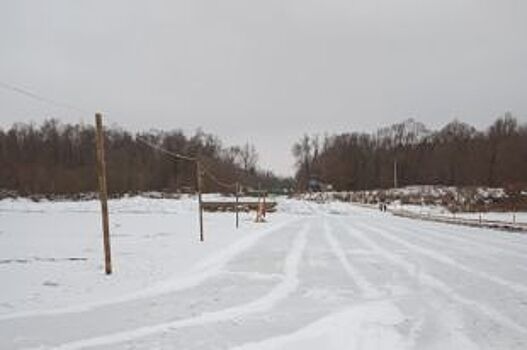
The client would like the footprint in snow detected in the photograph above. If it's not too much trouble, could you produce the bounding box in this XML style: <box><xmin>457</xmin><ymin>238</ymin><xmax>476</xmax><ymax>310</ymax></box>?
<box><xmin>42</xmin><ymin>281</ymin><xmax>60</xmax><ymax>287</ymax></box>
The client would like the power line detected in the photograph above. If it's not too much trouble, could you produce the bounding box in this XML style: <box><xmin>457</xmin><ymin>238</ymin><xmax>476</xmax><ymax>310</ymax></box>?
<box><xmin>0</xmin><ymin>81</ymin><xmax>88</xmax><ymax>114</ymax></box>
<box><xmin>136</xmin><ymin>138</ymin><xmax>237</xmax><ymax>189</ymax></box>
<box><xmin>1</xmin><ymin>79</ymin><xmax>244</xmax><ymax>191</ymax></box>
<box><xmin>136</xmin><ymin>137</ymin><xmax>238</xmax><ymax>189</ymax></box>
<box><xmin>135</xmin><ymin>134</ymin><xmax>238</xmax><ymax>189</ymax></box>
<box><xmin>136</xmin><ymin>136</ymin><xmax>197</xmax><ymax>162</ymax></box>
<box><xmin>201</xmin><ymin>166</ymin><xmax>237</xmax><ymax>189</ymax></box>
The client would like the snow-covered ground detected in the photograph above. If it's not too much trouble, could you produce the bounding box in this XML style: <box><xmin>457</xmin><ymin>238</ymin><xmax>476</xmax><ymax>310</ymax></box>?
<box><xmin>1</xmin><ymin>197</ymin><xmax>527</xmax><ymax>349</ymax></box>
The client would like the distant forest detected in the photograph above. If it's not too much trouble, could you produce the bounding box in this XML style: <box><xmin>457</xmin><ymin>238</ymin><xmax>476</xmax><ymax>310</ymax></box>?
<box><xmin>2</xmin><ymin>114</ymin><xmax>526</xmax><ymax>197</ymax></box>
<box><xmin>0</xmin><ymin>119</ymin><xmax>289</xmax><ymax>196</ymax></box>
<box><xmin>293</xmin><ymin>113</ymin><xmax>527</xmax><ymax>191</ymax></box>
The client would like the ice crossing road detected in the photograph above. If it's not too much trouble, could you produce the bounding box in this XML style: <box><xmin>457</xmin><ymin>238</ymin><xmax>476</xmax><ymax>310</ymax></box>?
<box><xmin>1</xmin><ymin>200</ymin><xmax>527</xmax><ymax>349</ymax></box>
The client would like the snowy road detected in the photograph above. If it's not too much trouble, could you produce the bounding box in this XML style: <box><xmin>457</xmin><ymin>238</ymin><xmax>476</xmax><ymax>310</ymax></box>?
<box><xmin>1</xmin><ymin>199</ymin><xmax>527</xmax><ymax>349</ymax></box>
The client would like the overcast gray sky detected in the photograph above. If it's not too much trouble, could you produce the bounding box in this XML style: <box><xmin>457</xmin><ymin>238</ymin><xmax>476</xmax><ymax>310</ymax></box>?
<box><xmin>1</xmin><ymin>0</ymin><xmax>526</xmax><ymax>176</ymax></box>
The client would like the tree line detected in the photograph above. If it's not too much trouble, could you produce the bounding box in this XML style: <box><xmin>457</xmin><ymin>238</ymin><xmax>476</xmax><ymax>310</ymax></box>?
<box><xmin>292</xmin><ymin>113</ymin><xmax>527</xmax><ymax>191</ymax></box>
<box><xmin>0</xmin><ymin>119</ymin><xmax>289</xmax><ymax>196</ymax></box>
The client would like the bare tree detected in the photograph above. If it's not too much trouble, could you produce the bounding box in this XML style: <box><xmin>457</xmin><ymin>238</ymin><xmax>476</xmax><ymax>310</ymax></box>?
<box><xmin>291</xmin><ymin>114</ymin><xmax>527</xmax><ymax>191</ymax></box>
<box><xmin>0</xmin><ymin>120</ymin><xmax>289</xmax><ymax>196</ymax></box>
<box><xmin>240</xmin><ymin>142</ymin><xmax>258</xmax><ymax>174</ymax></box>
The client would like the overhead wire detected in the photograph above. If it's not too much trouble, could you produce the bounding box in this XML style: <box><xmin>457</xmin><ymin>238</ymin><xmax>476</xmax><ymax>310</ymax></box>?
<box><xmin>201</xmin><ymin>165</ymin><xmax>238</xmax><ymax>189</ymax></box>
<box><xmin>1</xmin><ymin>78</ymin><xmax>244</xmax><ymax>192</ymax></box>
<box><xmin>132</xmin><ymin>129</ymin><xmax>239</xmax><ymax>189</ymax></box>
<box><xmin>129</xmin><ymin>125</ymin><xmax>240</xmax><ymax>191</ymax></box>
<box><xmin>0</xmin><ymin>80</ymin><xmax>89</xmax><ymax>114</ymax></box>
<box><xmin>135</xmin><ymin>135</ymin><xmax>197</xmax><ymax>162</ymax></box>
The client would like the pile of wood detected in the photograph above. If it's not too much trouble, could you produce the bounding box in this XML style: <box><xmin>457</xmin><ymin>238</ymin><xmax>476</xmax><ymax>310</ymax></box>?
<box><xmin>201</xmin><ymin>201</ymin><xmax>277</xmax><ymax>213</ymax></box>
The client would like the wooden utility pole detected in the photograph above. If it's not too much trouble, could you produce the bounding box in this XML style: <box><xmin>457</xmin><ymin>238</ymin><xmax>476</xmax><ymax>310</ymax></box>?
<box><xmin>95</xmin><ymin>113</ymin><xmax>112</xmax><ymax>275</ymax></box>
<box><xmin>263</xmin><ymin>191</ymin><xmax>267</xmax><ymax>218</ymax></box>
<box><xmin>255</xmin><ymin>190</ymin><xmax>265</xmax><ymax>223</ymax></box>
<box><xmin>235</xmin><ymin>182</ymin><xmax>240</xmax><ymax>229</ymax></box>
<box><xmin>393</xmin><ymin>159</ymin><xmax>398</xmax><ymax>189</ymax></box>
<box><xmin>196</xmin><ymin>160</ymin><xmax>204</xmax><ymax>241</ymax></box>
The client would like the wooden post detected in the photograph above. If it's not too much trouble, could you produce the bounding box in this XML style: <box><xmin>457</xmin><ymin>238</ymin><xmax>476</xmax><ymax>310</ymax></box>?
<box><xmin>258</xmin><ymin>185</ymin><xmax>262</xmax><ymax>220</ymax></box>
<box><xmin>196</xmin><ymin>160</ymin><xmax>204</xmax><ymax>241</ymax></box>
<box><xmin>95</xmin><ymin>113</ymin><xmax>112</xmax><ymax>275</ymax></box>
<box><xmin>255</xmin><ymin>190</ymin><xmax>265</xmax><ymax>223</ymax></box>
<box><xmin>235</xmin><ymin>182</ymin><xmax>239</xmax><ymax>229</ymax></box>
<box><xmin>263</xmin><ymin>191</ymin><xmax>267</xmax><ymax>218</ymax></box>
<box><xmin>393</xmin><ymin>159</ymin><xmax>398</xmax><ymax>189</ymax></box>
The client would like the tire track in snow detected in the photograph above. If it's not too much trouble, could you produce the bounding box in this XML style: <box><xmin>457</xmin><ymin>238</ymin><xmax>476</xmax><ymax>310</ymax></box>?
<box><xmin>373</xmin><ymin>220</ymin><xmax>527</xmax><ymax>278</ymax></box>
<box><xmin>338</xmin><ymin>217</ymin><xmax>527</xmax><ymax>336</ymax></box>
<box><xmin>384</xmin><ymin>218</ymin><xmax>527</xmax><ymax>260</ymax></box>
<box><xmin>44</xmin><ymin>222</ymin><xmax>310</xmax><ymax>350</ymax></box>
<box><xmin>387</xmin><ymin>221</ymin><xmax>526</xmax><ymax>260</ymax></box>
<box><xmin>390</xmin><ymin>215</ymin><xmax>527</xmax><ymax>254</ymax></box>
<box><xmin>322</xmin><ymin>217</ymin><xmax>380</xmax><ymax>298</ymax></box>
<box><xmin>354</xmin><ymin>221</ymin><xmax>527</xmax><ymax>296</ymax></box>
<box><xmin>0</xmin><ymin>218</ymin><xmax>299</xmax><ymax>322</ymax></box>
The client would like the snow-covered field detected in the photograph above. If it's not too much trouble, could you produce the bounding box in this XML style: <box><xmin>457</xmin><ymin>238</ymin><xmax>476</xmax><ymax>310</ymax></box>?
<box><xmin>1</xmin><ymin>197</ymin><xmax>527</xmax><ymax>349</ymax></box>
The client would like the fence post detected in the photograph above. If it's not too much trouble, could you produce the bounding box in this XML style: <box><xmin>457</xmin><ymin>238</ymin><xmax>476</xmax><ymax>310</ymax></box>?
<box><xmin>95</xmin><ymin>113</ymin><xmax>112</xmax><ymax>275</ymax></box>
<box><xmin>196</xmin><ymin>160</ymin><xmax>204</xmax><ymax>241</ymax></box>
<box><xmin>235</xmin><ymin>182</ymin><xmax>239</xmax><ymax>228</ymax></box>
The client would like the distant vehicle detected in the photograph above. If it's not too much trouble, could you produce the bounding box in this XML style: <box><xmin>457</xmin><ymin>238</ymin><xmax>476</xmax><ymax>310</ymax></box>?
<box><xmin>308</xmin><ymin>178</ymin><xmax>333</xmax><ymax>193</ymax></box>
<box><xmin>308</xmin><ymin>179</ymin><xmax>322</xmax><ymax>192</ymax></box>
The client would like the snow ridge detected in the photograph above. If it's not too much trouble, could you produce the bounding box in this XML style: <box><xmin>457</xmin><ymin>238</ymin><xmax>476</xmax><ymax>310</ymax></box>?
<box><xmin>0</xmin><ymin>218</ymin><xmax>298</xmax><ymax>322</ymax></box>
<box><xmin>49</xmin><ymin>223</ymin><xmax>310</xmax><ymax>350</ymax></box>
